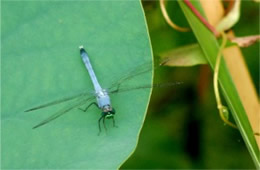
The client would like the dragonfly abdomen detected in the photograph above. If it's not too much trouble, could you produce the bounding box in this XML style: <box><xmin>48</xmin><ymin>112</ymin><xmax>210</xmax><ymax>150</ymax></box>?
<box><xmin>79</xmin><ymin>46</ymin><xmax>102</xmax><ymax>93</ymax></box>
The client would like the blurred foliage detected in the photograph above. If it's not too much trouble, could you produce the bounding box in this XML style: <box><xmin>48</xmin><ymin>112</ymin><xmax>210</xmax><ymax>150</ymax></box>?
<box><xmin>121</xmin><ymin>1</ymin><xmax>258</xmax><ymax>169</ymax></box>
<box><xmin>160</xmin><ymin>43</ymin><xmax>208</xmax><ymax>66</ymax></box>
<box><xmin>233</xmin><ymin>1</ymin><xmax>259</xmax><ymax>93</ymax></box>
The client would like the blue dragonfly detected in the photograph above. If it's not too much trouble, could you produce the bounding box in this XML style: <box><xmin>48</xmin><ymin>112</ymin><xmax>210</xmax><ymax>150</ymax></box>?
<box><xmin>25</xmin><ymin>46</ymin><xmax>180</xmax><ymax>133</ymax></box>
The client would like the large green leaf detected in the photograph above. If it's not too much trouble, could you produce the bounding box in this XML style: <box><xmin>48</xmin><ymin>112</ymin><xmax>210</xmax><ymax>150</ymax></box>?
<box><xmin>178</xmin><ymin>1</ymin><xmax>259</xmax><ymax>167</ymax></box>
<box><xmin>1</xmin><ymin>1</ymin><xmax>152</xmax><ymax>169</ymax></box>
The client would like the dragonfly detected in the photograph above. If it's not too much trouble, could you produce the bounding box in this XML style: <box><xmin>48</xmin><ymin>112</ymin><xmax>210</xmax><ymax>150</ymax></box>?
<box><xmin>25</xmin><ymin>46</ymin><xmax>181</xmax><ymax>133</ymax></box>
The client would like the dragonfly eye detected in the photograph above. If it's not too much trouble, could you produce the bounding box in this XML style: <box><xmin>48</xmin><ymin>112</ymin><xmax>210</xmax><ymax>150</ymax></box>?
<box><xmin>102</xmin><ymin>107</ymin><xmax>115</xmax><ymax>119</ymax></box>
<box><xmin>101</xmin><ymin>112</ymin><xmax>113</xmax><ymax>119</ymax></box>
<box><xmin>102</xmin><ymin>105</ymin><xmax>114</xmax><ymax>112</ymax></box>
<box><xmin>110</xmin><ymin>108</ymin><xmax>116</xmax><ymax>114</ymax></box>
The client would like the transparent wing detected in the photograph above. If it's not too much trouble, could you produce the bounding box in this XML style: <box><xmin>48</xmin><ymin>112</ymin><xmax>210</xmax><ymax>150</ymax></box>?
<box><xmin>108</xmin><ymin>61</ymin><xmax>182</xmax><ymax>94</ymax></box>
<box><xmin>25</xmin><ymin>91</ymin><xmax>94</xmax><ymax>112</ymax></box>
<box><xmin>32</xmin><ymin>96</ymin><xmax>95</xmax><ymax>129</ymax></box>
<box><xmin>108</xmin><ymin>62</ymin><xmax>153</xmax><ymax>92</ymax></box>
<box><xmin>109</xmin><ymin>82</ymin><xmax>183</xmax><ymax>94</ymax></box>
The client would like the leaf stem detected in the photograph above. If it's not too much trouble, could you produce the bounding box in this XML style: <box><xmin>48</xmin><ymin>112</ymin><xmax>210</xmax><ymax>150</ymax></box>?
<box><xmin>159</xmin><ymin>0</ymin><xmax>190</xmax><ymax>32</ymax></box>
<box><xmin>183</xmin><ymin>0</ymin><xmax>220</xmax><ymax>37</ymax></box>
<box><xmin>213</xmin><ymin>32</ymin><xmax>237</xmax><ymax>129</ymax></box>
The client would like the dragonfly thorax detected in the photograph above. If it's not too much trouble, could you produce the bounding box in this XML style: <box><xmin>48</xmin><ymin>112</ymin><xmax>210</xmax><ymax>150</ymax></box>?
<box><xmin>96</xmin><ymin>89</ymin><xmax>111</xmax><ymax>109</ymax></box>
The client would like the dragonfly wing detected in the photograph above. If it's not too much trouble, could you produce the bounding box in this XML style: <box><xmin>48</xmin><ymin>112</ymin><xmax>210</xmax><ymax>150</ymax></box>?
<box><xmin>25</xmin><ymin>91</ymin><xmax>93</xmax><ymax>112</ymax></box>
<box><xmin>109</xmin><ymin>82</ymin><xmax>183</xmax><ymax>94</ymax></box>
<box><xmin>33</xmin><ymin>96</ymin><xmax>95</xmax><ymax>129</ymax></box>
<box><xmin>108</xmin><ymin>62</ymin><xmax>153</xmax><ymax>91</ymax></box>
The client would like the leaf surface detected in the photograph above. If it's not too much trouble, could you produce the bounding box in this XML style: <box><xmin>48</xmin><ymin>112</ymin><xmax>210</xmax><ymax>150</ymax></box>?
<box><xmin>1</xmin><ymin>1</ymin><xmax>152</xmax><ymax>169</ymax></box>
<box><xmin>160</xmin><ymin>43</ymin><xmax>207</xmax><ymax>66</ymax></box>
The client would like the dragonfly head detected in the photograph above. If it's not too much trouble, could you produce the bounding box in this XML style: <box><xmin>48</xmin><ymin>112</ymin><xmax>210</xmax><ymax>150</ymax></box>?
<box><xmin>102</xmin><ymin>105</ymin><xmax>115</xmax><ymax>119</ymax></box>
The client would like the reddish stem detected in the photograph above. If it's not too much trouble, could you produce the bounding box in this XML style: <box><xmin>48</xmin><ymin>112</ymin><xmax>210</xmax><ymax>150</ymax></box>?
<box><xmin>183</xmin><ymin>0</ymin><xmax>220</xmax><ymax>37</ymax></box>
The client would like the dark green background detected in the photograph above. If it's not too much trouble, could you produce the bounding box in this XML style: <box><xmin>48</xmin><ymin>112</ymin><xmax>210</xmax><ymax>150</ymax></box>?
<box><xmin>122</xmin><ymin>1</ymin><xmax>258</xmax><ymax>169</ymax></box>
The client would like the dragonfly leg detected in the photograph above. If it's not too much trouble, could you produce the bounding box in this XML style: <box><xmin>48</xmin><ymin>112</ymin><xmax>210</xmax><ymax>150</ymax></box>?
<box><xmin>112</xmin><ymin>117</ymin><xmax>118</xmax><ymax>128</ymax></box>
<box><xmin>98</xmin><ymin>116</ymin><xmax>104</xmax><ymax>135</ymax></box>
<box><xmin>103</xmin><ymin>117</ymin><xmax>107</xmax><ymax>132</ymax></box>
<box><xmin>79</xmin><ymin>102</ymin><xmax>98</xmax><ymax>112</ymax></box>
